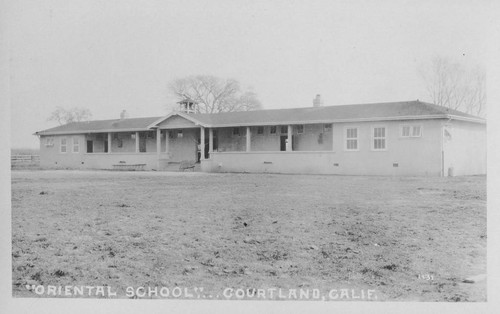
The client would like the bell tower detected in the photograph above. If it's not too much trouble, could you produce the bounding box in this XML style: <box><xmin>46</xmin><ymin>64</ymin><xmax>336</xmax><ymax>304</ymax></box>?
<box><xmin>177</xmin><ymin>98</ymin><xmax>199</xmax><ymax>114</ymax></box>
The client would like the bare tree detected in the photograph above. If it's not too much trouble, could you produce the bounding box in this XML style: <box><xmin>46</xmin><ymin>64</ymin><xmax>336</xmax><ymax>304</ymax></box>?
<box><xmin>419</xmin><ymin>56</ymin><xmax>486</xmax><ymax>117</ymax></box>
<box><xmin>168</xmin><ymin>75</ymin><xmax>262</xmax><ymax>113</ymax></box>
<box><xmin>48</xmin><ymin>107</ymin><xmax>93</xmax><ymax>125</ymax></box>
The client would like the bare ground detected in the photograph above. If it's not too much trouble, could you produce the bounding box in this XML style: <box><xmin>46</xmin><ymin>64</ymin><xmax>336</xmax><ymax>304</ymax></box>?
<box><xmin>11</xmin><ymin>170</ymin><xmax>486</xmax><ymax>301</ymax></box>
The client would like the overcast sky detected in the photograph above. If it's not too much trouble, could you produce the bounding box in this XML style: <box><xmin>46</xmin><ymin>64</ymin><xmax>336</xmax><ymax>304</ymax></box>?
<box><xmin>6</xmin><ymin>0</ymin><xmax>494</xmax><ymax>148</ymax></box>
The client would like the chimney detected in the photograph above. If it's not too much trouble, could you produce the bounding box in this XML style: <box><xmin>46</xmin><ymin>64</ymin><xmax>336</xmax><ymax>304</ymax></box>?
<box><xmin>120</xmin><ymin>110</ymin><xmax>128</xmax><ymax>120</ymax></box>
<box><xmin>313</xmin><ymin>94</ymin><xmax>322</xmax><ymax>107</ymax></box>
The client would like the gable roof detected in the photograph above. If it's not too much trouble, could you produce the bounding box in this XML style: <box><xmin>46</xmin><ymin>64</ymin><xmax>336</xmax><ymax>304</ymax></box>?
<box><xmin>35</xmin><ymin>100</ymin><xmax>485</xmax><ymax>135</ymax></box>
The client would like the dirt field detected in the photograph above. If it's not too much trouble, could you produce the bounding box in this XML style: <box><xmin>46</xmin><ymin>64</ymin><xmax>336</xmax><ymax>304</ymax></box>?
<box><xmin>11</xmin><ymin>170</ymin><xmax>487</xmax><ymax>301</ymax></box>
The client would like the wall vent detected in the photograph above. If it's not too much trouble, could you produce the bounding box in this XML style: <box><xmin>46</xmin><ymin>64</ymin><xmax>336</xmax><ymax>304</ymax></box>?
<box><xmin>393</xmin><ymin>163</ymin><xmax>399</xmax><ymax>167</ymax></box>
<box><xmin>333</xmin><ymin>163</ymin><xmax>339</xmax><ymax>167</ymax></box>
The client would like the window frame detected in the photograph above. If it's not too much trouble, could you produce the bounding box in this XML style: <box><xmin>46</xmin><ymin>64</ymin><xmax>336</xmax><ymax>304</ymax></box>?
<box><xmin>269</xmin><ymin>126</ymin><xmax>277</xmax><ymax>135</ymax></box>
<box><xmin>296</xmin><ymin>125</ymin><xmax>304</xmax><ymax>134</ymax></box>
<box><xmin>323</xmin><ymin>123</ymin><xmax>332</xmax><ymax>132</ymax></box>
<box><xmin>45</xmin><ymin>137</ymin><xmax>54</xmax><ymax>147</ymax></box>
<box><xmin>280</xmin><ymin>125</ymin><xmax>288</xmax><ymax>134</ymax></box>
<box><xmin>72</xmin><ymin>137</ymin><xmax>80</xmax><ymax>153</ymax></box>
<box><xmin>371</xmin><ymin>125</ymin><xmax>387</xmax><ymax>151</ymax></box>
<box><xmin>400</xmin><ymin>124</ymin><xmax>423</xmax><ymax>138</ymax></box>
<box><xmin>60</xmin><ymin>137</ymin><xmax>67</xmax><ymax>153</ymax></box>
<box><xmin>344</xmin><ymin>126</ymin><xmax>359</xmax><ymax>151</ymax></box>
<box><xmin>411</xmin><ymin>125</ymin><xmax>422</xmax><ymax>137</ymax></box>
<box><xmin>232</xmin><ymin>127</ymin><xmax>240</xmax><ymax>137</ymax></box>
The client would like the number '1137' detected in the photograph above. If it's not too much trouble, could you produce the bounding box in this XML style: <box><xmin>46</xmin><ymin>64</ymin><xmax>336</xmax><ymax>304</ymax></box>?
<box><xmin>418</xmin><ymin>274</ymin><xmax>434</xmax><ymax>280</ymax></box>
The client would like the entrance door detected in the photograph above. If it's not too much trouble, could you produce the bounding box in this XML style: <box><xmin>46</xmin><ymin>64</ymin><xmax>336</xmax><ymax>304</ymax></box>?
<box><xmin>139</xmin><ymin>132</ymin><xmax>147</xmax><ymax>152</ymax></box>
<box><xmin>213</xmin><ymin>131</ymin><xmax>218</xmax><ymax>152</ymax></box>
<box><xmin>280</xmin><ymin>136</ymin><xmax>287</xmax><ymax>151</ymax></box>
<box><xmin>87</xmin><ymin>140</ymin><xmax>93</xmax><ymax>153</ymax></box>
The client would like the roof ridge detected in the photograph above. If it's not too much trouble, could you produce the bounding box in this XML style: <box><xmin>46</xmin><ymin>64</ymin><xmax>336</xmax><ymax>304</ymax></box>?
<box><xmin>191</xmin><ymin>100</ymin><xmax>421</xmax><ymax>116</ymax></box>
<box><xmin>63</xmin><ymin>116</ymin><xmax>164</xmax><ymax>124</ymax></box>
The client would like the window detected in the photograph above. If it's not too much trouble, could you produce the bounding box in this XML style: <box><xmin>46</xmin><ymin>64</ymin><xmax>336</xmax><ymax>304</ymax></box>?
<box><xmin>401</xmin><ymin>125</ymin><xmax>422</xmax><ymax>138</ymax></box>
<box><xmin>45</xmin><ymin>137</ymin><xmax>54</xmax><ymax>147</ymax></box>
<box><xmin>280</xmin><ymin>126</ymin><xmax>288</xmax><ymax>134</ymax></box>
<box><xmin>270</xmin><ymin>126</ymin><xmax>277</xmax><ymax>135</ymax></box>
<box><xmin>372</xmin><ymin>126</ymin><xmax>386</xmax><ymax>150</ymax></box>
<box><xmin>232</xmin><ymin>127</ymin><xmax>240</xmax><ymax>136</ymax></box>
<box><xmin>87</xmin><ymin>140</ymin><xmax>93</xmax><ymax>153</ymax></box>
<box><xmin>60</xmin><ymin>138</ymin><xmax>67</xmax><ymax>153</ymax></box>
<box><xmin>412</xmin><ymin>125</ymin><xmax>421</xmax><ymax>137</ymax></box>
<box><xmin>257</xmin><ymin>126</ymin><xmax>264</xmax><ymax>135</ymax></box>
<box><xmin>345</xmin><ymin>127</ymin><xmax>358</xmax><ymax>151</ymax></box>
<box><xmin>296</xmin><ymin>125</ymin><xmax>304</xmax><ymax>134</ymax></box>
<box><xmin>73</xmin><ymin>138</ymin><xmax>79</xmax><ymax>153</ymax></box>
<box><xmin>177</xmin><ymin>130</ymin><xmax>183</xmax><ymax>138</ymax></box>
<box><xmin>401</xmin><ymin>126</ymin><xmax>411</xmax><ymax>137</ymax></box>
<box><xmin>324</xmin><ymin>124</ymin><xmax>332</xmax><ymax>132</ymax></box>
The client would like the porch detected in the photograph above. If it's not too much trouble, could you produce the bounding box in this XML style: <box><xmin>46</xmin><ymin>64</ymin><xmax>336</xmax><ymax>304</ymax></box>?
<box><xmin>81</xmin><ymin>122</ymin><xmax>336</xmax><ymax>172</ymax></box>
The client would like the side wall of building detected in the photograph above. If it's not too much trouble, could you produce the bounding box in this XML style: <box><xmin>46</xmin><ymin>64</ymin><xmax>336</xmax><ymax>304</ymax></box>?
<box><xmin>208</xmin><ymin>119</ymin><xmax>444</xmax><ymax>176</ymax></box>
<box><xmin>110</xmin><ymin>132</ymin><xmax>136</xmax><ymax>153</ymax></box>
<box><xmin>165</xmin><ymin>128</ymin><xmax>198</xmax><ymax>162</ymax></box>
<box><xmin>442</xmin><ymin>120</ymin><xmax>486</xmax><ymax>176</ymax></box>
<box><xmin>40</xmin><ymin>134</ymin><xmax>88</xmax><ymax>169</ymax></box>
<box><xmin>39</xmin><ymin>134</ymin><xmax>160</xmax><ymax>170</ymax></box>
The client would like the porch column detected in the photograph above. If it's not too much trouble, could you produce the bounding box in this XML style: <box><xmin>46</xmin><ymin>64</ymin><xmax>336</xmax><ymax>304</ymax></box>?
<box><xmin>107</xmin><ymin>133</ymin><xmax>112</xmax><ymax>153</ymax></box>
<box><xmin>332</xmin><ymin>124</ymin><xmax>335</xmax><ymax>151</ymax></box>
<box><xmin>246</xmin><ymin>127</ymin><xmax>251</xmax><ymax>152</ymax></box>
<box><xmin>165</xmin><ymin>130</ymin><xmax>169</xmax><ymax>154</ymax></box>
<box><xmin>156</xmin><ymin>128</ymin><xmax>161</xmax><ymax>168</ymax></box>
<box><xmin>200</xmin><ymin>126</ymin><xmax>205</xmax><ymax>160</ymax></box>
<box><xmin>135</xmin><ymin>132</ymin><xmax>139</xmax><ymax>153</ymax></box>
<box><xmin>286</xmin><ymin>125</ymin><xmax>292</xmax><ymax>151</ymax></box>
<box><xmin>209</xmin><ymin>128</ymin><xmax>214</xmax><ymax>157</ymax></box>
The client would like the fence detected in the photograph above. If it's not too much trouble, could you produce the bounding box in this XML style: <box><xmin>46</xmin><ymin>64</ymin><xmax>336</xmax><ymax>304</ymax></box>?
<box><xmin>11</xmin><ymin>155</ymin><xmax>40</xmax><ymax>167</ymax></box>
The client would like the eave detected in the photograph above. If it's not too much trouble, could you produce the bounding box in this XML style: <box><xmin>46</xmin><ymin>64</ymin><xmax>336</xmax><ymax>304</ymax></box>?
<box><xmin>195</xmin><ymin>114</ymin><xmax>455</xmax><ymax>128</ymax></box>
<box><xmin>34</xmin><ymin>127</ymin><xmax>153</xmax><ymax>136</ymax></box>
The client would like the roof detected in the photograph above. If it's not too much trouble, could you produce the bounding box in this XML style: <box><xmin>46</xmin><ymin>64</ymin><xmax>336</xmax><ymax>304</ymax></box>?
<box><xmin>35</xmin><ymin>116</ymin><xmax>161</xmax><ymax>135</ymax></box>
<box><xmin>184</xmin><ymin>100</ymin><xmax>484</xmax><ymax>127</ymax></box>
<box><xmin>35</xmin><ymin>100</ymin><xmax>485</xmax><ymax>135</ymax></box>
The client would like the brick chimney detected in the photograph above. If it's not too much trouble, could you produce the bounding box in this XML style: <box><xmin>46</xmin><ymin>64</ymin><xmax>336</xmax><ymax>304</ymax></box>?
<box><xmin>313</xmin><ymin>94</ymin><xmax>322</xmax><ymax>107</ymax></box>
